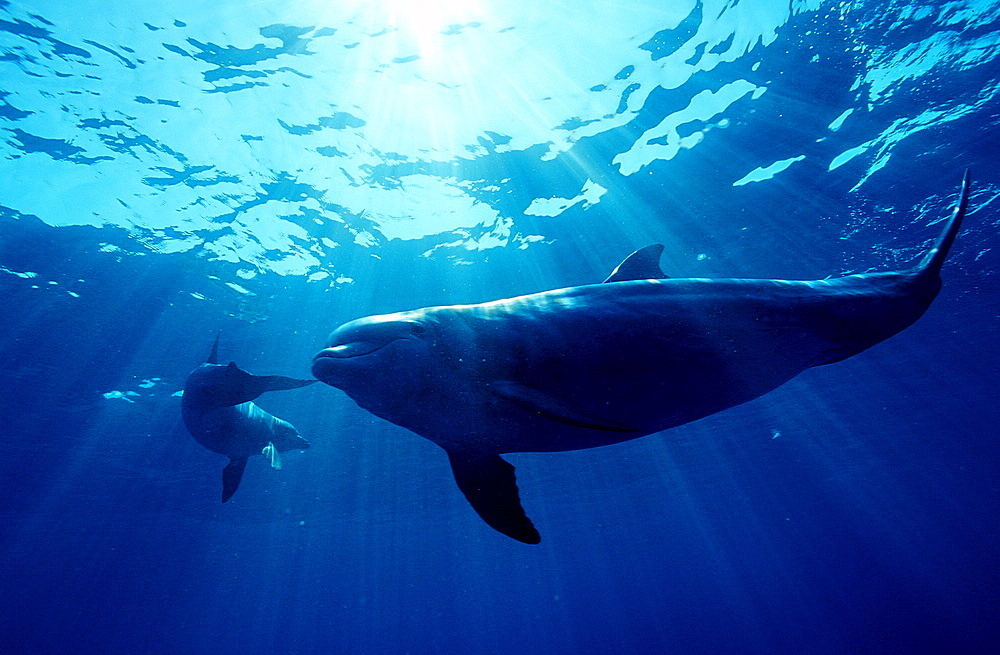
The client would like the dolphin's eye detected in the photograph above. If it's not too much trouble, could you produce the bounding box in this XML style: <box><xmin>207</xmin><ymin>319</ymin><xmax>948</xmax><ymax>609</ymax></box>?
<box><xmin>411</xmin><ymin>323</ymin><xmax>427</xmax><ymax>335</ymax></box>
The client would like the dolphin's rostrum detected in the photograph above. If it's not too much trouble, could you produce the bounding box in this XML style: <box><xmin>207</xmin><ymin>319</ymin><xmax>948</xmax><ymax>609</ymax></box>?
<box><xmin>313</xmin><ymin>172</ymin><xmax>972</xmax><ymax>544</ymax></box>
<box><xmin>183</xmin><ymin>335</ymin><xmax>315</xmax><ymax>502</ymax></box>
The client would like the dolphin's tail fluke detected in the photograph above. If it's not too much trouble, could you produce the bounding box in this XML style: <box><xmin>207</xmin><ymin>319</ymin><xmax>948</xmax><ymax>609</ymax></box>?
<box><xmin>210</xmin><ymin>363</ymin><xmax>317</xmax><ymax>407</ymax></box>
<box><xmin>249</xmin><ymin>374</ymin><xmax>318</xmax><ymax>397</ymax></box>
<box><xmin>914</xmin><ymin>169</ymin><xmax>971</xmax><ymax>277</ymax></box>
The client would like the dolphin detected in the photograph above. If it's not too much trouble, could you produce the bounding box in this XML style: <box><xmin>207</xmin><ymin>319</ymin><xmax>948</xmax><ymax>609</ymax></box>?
<box><xmin>312</xmin><ymin>172</ymin><xmax>972</xmax><ymax>544</ymax></box>
<box><xmin>182</xmin><ymin>335</ymin><xmax>315</xmax><ymax>502</ymax></box>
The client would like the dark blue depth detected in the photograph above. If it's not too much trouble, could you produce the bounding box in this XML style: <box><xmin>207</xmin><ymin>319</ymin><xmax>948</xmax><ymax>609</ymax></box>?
<box><xmin>1</xmin><ymin>2</ymin><xmax>999</xmax><ymax>654</ymax></box>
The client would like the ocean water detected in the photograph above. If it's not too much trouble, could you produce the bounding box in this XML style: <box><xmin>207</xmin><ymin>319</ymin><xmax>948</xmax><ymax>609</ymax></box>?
<box><xmin>1</xmin><ymin>1</ymin><xmax>999</xmax><ymax>653</ymax></box>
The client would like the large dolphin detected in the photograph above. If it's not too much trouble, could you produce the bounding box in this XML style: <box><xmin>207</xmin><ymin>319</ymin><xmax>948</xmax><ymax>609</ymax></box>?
<box><xmin>183</xmin><ymin>335</ymin><xmax>315</xmax><ymax>502</ymax></box>
<box><xmin>313</xmin><ymin>172</ymin><xmax>972</xmax><ymax>544</ymax></box>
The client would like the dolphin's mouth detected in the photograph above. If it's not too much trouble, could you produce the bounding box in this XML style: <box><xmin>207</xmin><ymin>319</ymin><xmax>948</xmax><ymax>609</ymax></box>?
<box><xmin>312</xmin><ymin>342</ymin><xmax>391</xmax><ymax>381</ymax></box>
<box><xmin>312</xmin><ymin>350</ymin><xmax>344</xmax><ymax>382</ymax></box>
<box><xmin>315</xmin><ymin>341</ymin><xmax>390</xmax><ymax>360</ymax></box>
<box><xmin>312</xmin><ymin>316</ymin><xmax>426</xmax><ymax>382</ymax></box>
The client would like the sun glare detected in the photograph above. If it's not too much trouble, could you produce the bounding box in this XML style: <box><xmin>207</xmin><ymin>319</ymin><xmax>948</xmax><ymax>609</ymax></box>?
<box><xmin>380</xmin><ymin>0</ymin><xmax>480</xmax><ymax>35</ymax></box>
<box><xmin>308</xmin><ymin>0</ymin><xmax>503</xmax><ymax>160</ymax></box>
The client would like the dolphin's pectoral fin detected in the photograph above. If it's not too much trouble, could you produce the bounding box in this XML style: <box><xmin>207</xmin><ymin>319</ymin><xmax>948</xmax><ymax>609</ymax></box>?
<box><xmin>804</xmin><ymin>347</ymin><xmax>856</xmax><ymax>367</ymax></box>
<box><xmin>491</xmin><ymin>380</ymin><xmax>639</xmax><ymax>433</ymax></box>
<box><xmin>221</xmin><ymin>457</ymin><xmax>248</xmax><ymax>502</ymax></box>
<box><xmin>603</xmin><ymin>244</ymin><xmax>668</xmax><ymax>283</ymax></box>
<box><xmin>447</xmin><ymin>451</ymin><xmax>540</xmax><ymax>545</ymax></box>
<box><xmin>262</xmin><ymin>442</ymin><xmax>282</xmax><ymax>470</ymax></box>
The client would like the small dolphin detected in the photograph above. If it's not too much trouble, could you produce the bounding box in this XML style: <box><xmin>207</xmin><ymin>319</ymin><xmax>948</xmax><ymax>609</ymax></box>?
<box><xmin>313</xmin><ymin>172</ymin><xmax>972</xmax><ymax>544</ymax></box>
<box><xmin>182</xmin><ymin>335</ymin><xmax>315</xmax><ymax>502</ymax></box>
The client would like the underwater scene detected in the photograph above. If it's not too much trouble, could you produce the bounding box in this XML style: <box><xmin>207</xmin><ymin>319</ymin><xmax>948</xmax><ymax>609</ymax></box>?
<box><xmin>2</xmin><ymin>0</ymin><xmax>999</xmax><ymax>653</ymax></box>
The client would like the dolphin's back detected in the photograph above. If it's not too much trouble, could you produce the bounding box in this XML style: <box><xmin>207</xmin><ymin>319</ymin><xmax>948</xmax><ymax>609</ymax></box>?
<box><xmin>415</xmin><ymin>271</ymin><xmax>927</xmax><ymax>453</ymax></box>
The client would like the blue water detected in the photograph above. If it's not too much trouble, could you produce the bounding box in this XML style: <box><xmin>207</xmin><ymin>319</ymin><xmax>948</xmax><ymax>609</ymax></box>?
<box><xmin>2</xmin><ymin>1</ymin><xmax>999</xmax><ymax>653</ymax></box>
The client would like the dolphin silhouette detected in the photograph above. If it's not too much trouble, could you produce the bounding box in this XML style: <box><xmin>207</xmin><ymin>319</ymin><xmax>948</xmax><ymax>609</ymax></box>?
<box><xmin>313</xmin><ymin>172</ymin><xmax>971</xmax><ymax>544</ymax></box>
<box><xmin>183</xmin><ymin>335</ymin><xmax>315</xmax><ymax>502</ymax></box>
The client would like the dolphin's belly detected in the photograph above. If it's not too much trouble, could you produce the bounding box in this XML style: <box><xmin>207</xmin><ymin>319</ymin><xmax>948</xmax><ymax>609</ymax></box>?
<box><xmin>421</xmin><ymin>351</ymin><xmax>809</xmax><ymax>454</ymax></box>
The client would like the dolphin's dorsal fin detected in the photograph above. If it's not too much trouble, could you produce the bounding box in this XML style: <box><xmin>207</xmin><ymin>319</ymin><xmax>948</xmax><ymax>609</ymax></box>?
<box><xmin>222</xmin><ymin>457</ymin><xmax>248</xmax><ymax>502</ymax></box>
<box><xmin>447</xmin><ymin>451</ymin><xmax>540</xmax><ymax>544</ymax></box>
<box><xmin>207</xmin><ymin>332</ymin><xmax>221</xmax><ymax>365</ymax></box>
<box><xmin>603</xmin><ymin>244</ymin><xmax>668</xmax><ymax>283</ymax></box>
<box><xmin>491</xmin><ymin>380</ymin><xmax>638</xmax><ymax>433</ymax></box>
